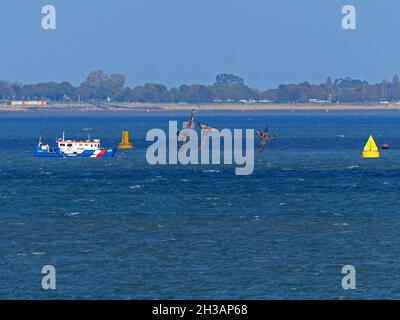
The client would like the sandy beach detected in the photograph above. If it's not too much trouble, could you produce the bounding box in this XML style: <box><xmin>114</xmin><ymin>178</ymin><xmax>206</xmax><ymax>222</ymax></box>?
<box><xmin>1</xmin><ymin>102</ymin><xmax>400</xmax><ymax>112</ymax></box>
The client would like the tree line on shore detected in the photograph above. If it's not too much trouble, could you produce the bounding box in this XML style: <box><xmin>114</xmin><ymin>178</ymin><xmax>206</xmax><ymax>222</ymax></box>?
<box><xmin>1</xmin><ymin>70</ymin><xmax>400</xmax><ymax>104</ymax></box>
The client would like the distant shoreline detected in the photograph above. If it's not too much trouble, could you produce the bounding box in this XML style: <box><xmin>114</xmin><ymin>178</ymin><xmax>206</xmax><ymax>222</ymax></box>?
<box><xmin>1</xmin><ymin>102</ymin><xmax>400</xmax><ymax>112</ymax></box>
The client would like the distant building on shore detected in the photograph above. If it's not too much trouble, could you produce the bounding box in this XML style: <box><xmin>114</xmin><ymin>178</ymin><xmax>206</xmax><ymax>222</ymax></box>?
<box><xmin>11</xmin><ymin>100</ymin><xmax>47</xmax><ymax>106</ymax></box>
<box><xmin>308</xmin><ymin>98</ymin><xmax>331</xmax><ymax>104</ymax></box>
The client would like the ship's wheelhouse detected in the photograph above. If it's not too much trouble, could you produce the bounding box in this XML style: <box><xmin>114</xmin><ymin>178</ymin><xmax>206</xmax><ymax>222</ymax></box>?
<box><xmin>57</xmin><ymin>139</ymin><xmax>101</xmax><ymax>154</ymax></box>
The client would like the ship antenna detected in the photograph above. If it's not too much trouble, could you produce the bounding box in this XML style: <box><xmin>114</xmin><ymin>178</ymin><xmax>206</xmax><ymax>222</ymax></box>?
<box><xmin>62</xmin><ymin>131</ymin><xmax>65</xmax><ymax>141</ymax></box>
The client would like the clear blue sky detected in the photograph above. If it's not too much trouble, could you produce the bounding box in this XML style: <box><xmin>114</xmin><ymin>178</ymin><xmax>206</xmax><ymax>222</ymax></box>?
<box><xmin>0</xmin><ymin>0</ymin><xmax>399</xmax><ymax>89</ymax></box>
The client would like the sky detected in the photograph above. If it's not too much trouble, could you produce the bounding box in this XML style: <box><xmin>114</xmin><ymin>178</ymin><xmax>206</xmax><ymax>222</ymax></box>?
<box><xmin>0</xmin><ymin>0</ymin><xmax>399</xmax><ymax>89</ymax></box>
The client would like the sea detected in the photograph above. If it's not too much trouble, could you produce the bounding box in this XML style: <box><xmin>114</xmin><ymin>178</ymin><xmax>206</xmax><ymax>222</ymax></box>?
<box><xmin>1</xmin><ymin>110</ymin><xmax>400</xmax><ymax>299</ymax></box>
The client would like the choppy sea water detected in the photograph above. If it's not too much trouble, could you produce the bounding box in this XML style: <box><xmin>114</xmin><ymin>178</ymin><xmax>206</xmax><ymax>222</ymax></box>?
<box><xmin>1</xmin><ymin>110</ymin><xmax>400</xmax><ymax>299</ymax></box>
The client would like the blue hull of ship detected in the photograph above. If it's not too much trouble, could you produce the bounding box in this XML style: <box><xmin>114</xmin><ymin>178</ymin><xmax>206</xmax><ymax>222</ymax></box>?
<box><xmin>35</xmin><ymin>147</ymin><xmax>116</xmax><ymax>158</ymax></box>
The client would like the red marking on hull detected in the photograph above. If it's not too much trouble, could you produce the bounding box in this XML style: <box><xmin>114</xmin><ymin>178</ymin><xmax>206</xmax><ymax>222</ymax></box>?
<box><xmin>96</xmin><ymin>149</ymin><xmax>107</xmax><ymax>158</ymax></box>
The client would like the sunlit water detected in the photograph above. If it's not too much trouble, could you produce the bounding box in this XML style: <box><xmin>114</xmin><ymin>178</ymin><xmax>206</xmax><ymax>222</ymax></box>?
<box><xmin>1</xmin><ymin>110</ymin><xmax>400</xmax><ymax>299</ymax></box>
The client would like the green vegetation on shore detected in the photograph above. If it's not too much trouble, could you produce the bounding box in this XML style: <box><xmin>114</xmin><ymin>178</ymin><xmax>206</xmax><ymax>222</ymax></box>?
<box><xmin>1</xmin><ymin>71</ymin><xmax>400</xmax><ymax>104</ymax></box>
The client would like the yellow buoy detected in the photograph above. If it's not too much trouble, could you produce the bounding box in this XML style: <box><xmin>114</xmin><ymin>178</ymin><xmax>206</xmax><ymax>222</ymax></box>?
<box><xmin>117</xmin><ymin>130</ymin><xmax>133</xmax><ymax>149</ymax></box>
<box><xmin>362</xmin><ymin>135</ymin><xmax>379</xmax><ymax>158</ymax></box>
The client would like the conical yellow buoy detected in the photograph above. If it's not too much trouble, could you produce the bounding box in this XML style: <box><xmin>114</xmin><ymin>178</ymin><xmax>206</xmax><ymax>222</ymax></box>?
<box><xmin>117</xmin><ymin>130</ymin><xmax>133</xmax><ymax>149</ymax></box>
<box><xmin>362</xmin><ymin>135</ymin><xmax>379</xmax><ymax>158</ymax></box>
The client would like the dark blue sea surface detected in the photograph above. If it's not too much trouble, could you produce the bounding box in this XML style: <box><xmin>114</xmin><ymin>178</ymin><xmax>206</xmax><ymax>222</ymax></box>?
<box><xmin>1</xmin><ymin>110</ymin><xmax>400</xmax><ymax>299</ymax></box>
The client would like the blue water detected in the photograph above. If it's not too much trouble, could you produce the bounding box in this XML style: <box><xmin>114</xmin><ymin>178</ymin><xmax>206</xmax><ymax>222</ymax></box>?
<box><xmin>1</xmin><ymin>110</ymin><xmax>400</xmax><ymax>299</ymax></box>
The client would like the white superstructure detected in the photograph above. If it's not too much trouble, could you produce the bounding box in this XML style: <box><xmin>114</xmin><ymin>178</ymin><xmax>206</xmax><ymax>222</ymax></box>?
<box><xmin>56</xmin><ymin>133</ymin><xmax>101</xmax><ymax>155</ymax></box>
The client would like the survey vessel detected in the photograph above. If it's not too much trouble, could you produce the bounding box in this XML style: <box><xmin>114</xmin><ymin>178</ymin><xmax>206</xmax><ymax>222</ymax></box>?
<box><xmin>35</xmin><ymin>133</ymin><xmax>116</xmax><ymax>158</ymax></box>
